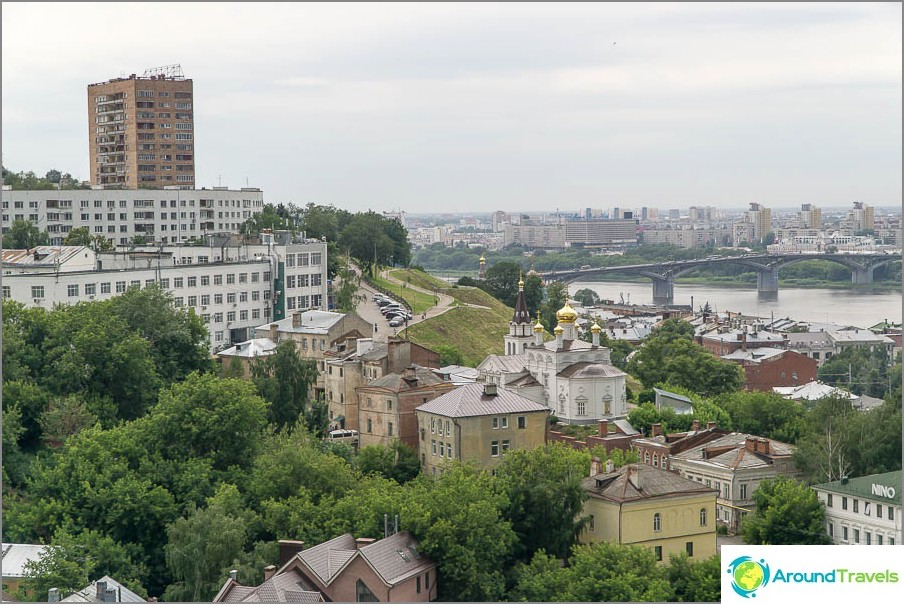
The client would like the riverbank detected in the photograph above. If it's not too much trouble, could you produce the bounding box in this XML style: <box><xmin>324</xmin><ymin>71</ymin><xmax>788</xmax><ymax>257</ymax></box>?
<box><xmin>574</xmin><ymin>274</ymin><xmax>901</xmax><ymax>291</ymax></box>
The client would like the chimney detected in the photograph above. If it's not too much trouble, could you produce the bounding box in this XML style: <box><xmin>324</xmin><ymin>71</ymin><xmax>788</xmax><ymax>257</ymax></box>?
<box><xmin>269</xmin><ymin>323</ymin><xmax>278</xmax><ymax>341</ymax></box>
<box><xmin>706</xmin><ymin>421</ymin><xmax>716</xmax><ymax>430</ymax></box>
<box><xmin>651</xmin><ymin>423</ymin><xmax>662</xmax><ymax>437</ymax></box>
<box><xmin>229</xmin><ymin>570</ymin><xmax>238</xmax><ymax>581</ymax></box>
<box><xmin>598</xmin><ymin>419</ymin><xmax>608</xmax><ymax>436</ymax></box>
<box><xmin>691</xmin><ymin>419</ymin><xmax>700</xmax><ymax>431</ymax></box>
<box><xmin>402</xmin><ymin>364</ymin><xmax>418</xmax><ymax>383</ymax></box>
<box><xmin>103</xmin><ymin>588</ymin><xmax>117</xmax><ymax>603</ymax></box>
<box><xmin>96</xmin><ymin>580</ymin><xmax>107</xmax><ymax>601</ymax></box>
<box><xmin>484</xmin><ymin>383</ymin><xmax>498</xmax><ymax>396</ymax></box>
<box><xmin>292</xmin><ymin>311</ymin><xmax>303</xmax><ymax>328</ymax></box>
<box><xmin>356</xmin><ymin>537</ymin><xmax>377</xmax><ymax>550</ymax></box>
<box><xmin>745</xmin><ymin>436</ymin><xmax>757</xmax><ymax>452</ymax></box>
<box><xmin>590</xmin><ymin>457</ymin><xmax>601</xmax><ymax>477</ymax></box>
<box><xmin>605</xmin><ymin>459</ymin><xmax>614</xmax><ymax>473</ymax></box>
<box><xmin>759</xmin><ymin>438</ymin><xmax>771</xmax><ymax>455</ymax></box>
<box><xmin>741</xmin><ymin>331</ymin><xmax>747</xmax><ymax>351</ymax></box>
<box><xmin>628</xmin><ymin>465</ymin><xmax>642</xmax><ymax>490</ymax></box>
<box><xmin>278</xmin><ymin>539</ymin><xmax>305</xmax><ymax>566</ymax></box>
<box><xmin>48</xmin><ymin>588</ymin><xmax>60</xmax><ymax>603</ymax></box>
<box><xmin>263</xmin><ymin>565</ymin><xmax>277</xmax><ymax>581</ymax></box>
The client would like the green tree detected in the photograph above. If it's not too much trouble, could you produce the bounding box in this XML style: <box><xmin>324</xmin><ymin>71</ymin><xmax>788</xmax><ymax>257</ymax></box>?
<box><xmin>540</xmin><ymin>281</ymin><xmax>567</xmax><ymax>331</ymax></box>
<box><xmin>712</xmin><ymin>390</ymin><xmax>806</xmax><ymax>443</ymax></box>
<box><xmin>741</xmin><ymin>476</ymin><xmax>831</xmax><ymax>545</ymax></box>
<box><xmin>148</xmin><ymin>373</ymin><xmax>269</xmax><ymax>471</ymax></box>
<box><xmin>38</xmin><ymin>395</ymin><xmax>98</xmax><ymax>446</ymax></box>
<box><xmin>335</xmin><ymin>263</ymin><xmax>365</xmax><ymax>313</ymax></box>
<box><xmin>510</xmin><ymin>543</ymin><xmax>673</xmax><ymax>602</ymax></box>
<box><xmin>163</xmin><ymin>494</ymin><xmax>247</xmax><ymax>602</ymax></box>
<box><xmin>665</xmin><ymin>553</ymin><xmax>721</xmax><ymax>602</ymax></box>
<box><xmin>572</xmin><ymin>288</ymin><xmax>600</xmax><ymax>307</ymax></box>
<box><xmin>481</xmin><ymin>261</ymin><xmax>523</xmax><ymax>307</ymax></box>
<box><xmin>401</xmin><ymin>464</ymin><xmax>516</xmax><ymax>602</ymax></box>
<box><xmin>496</xmin><ymin>443</ymin><xmax>590</xmax><ymax>561</ymax></box>
<box><xmin>435</xmin><ymin>344</ymin><xmax>464</xmax><ymax>366</ymax></box>
<box><xmin>355</xmin><ymin>440</ymin><xmax>421</xmax><ymax>483</ymax></box>
<box><xmin>107</xmin><ymin>285</ymin><xmax>213</xmax><ymax>384</ymax></box>
<box><xmin>250</xmin><ymin>341</ymin><xmax>320</xmax><ymax>431</ymax></box>
<box><xmin>63</xmin><ymin>227</ymin><xmax>93</xmax><ymax>246</ymax></box>
<box><xmin>2</xmin><ymin>219</ymin><xmax>49</xmax><ymax>249</ymax></box>
<box><xmin>818</xmin><ymin>345</ymin><xmax>892</xmax><ymax>398</ymax></box>
<box><xmin>91</xmin><ymin>235</ymin><xmax>114</xmax><ymax>251</ymax></box>
<box><xmin>523</xmin><ymin>274</ymin><xmax>544</xmax><ymax>317</ymax></box>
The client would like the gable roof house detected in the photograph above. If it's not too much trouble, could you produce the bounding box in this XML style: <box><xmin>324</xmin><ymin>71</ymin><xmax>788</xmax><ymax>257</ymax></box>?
<box><xmin>215</xmin><ymin>533</ymin><xmax>436</xmax><ymax>603</ymax></box>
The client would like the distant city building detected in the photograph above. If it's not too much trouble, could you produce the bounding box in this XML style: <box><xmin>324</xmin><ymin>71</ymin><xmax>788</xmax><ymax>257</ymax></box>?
<box><xmin>88</xmin><ymin>65</ymin><xmax>194</xmax><ymax>189</ymax></box>
<box><xmin>1</xmin><ymin>187</ymin><xmax>264</xmax><ymax>246</ymax></box>
<box><xmin>564</xmin><ymin>219</ymin><xmax>637</xmax><ymax>248</ymax></box>
<box><xmin>846</xmin><ymin>202</ymin><xmax>875</xmax><ymax>231</ymax></box>
<box><xmin>797</xmin><ymin>203</ymin><xmax>822</xmax><ymax>229</ymax></box>
<box><xmin>503</xmin><ymin>222</ymin><xmax>567</xmax><ymax>249</ymax></box>
<box><xmin>812</xmin><ymin>471</ymin><xmax>901</xmax><ymax>546</ymax></box>
<box><xmin>733</xmin><ymin>203</ymin><xmax>772</xmax><ymax>246</ymax></box>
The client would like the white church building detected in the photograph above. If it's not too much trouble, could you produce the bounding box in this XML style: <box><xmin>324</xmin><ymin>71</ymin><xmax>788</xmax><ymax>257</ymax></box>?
<box><xmin>478</xmin><ymin>279</ymin><xmax>627</xmax><ymax>424</ymax></box>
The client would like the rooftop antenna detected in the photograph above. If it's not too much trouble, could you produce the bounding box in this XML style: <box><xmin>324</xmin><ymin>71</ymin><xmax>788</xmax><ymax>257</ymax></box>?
<box><xmin>141</xmin><ymin>64</ymin><xmax>185</xmax><ymax>80</ymax></box>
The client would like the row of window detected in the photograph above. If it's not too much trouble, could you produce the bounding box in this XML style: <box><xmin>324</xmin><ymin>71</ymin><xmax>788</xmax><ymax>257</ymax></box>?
<box><xmin>652</xmin><ymin>509</ymin><xmax>709</xmax><ymax>533</ymax></box>
<box><xmin>430</xmin><ymin>417</ymin><xmax>452</xmax><ymax>437</ymax></box>
<box><xmin>827</xmin><ymin>494</ymin><xmax>896</xmax><ymax>520</ymax></box>
<box><xmin>829</xmin><ymin>522</ymin><xmax>896</xmax><ymax>545</ymax></box>
<box><xmin>431</xmin><ymin>440</ymin><xmax>453</xmax><ymax>458</ymax></box>
<box><xmin>199</xmin><ymin>309</ymin><xmax>264</xmax><ymax>323</ymax></box>
<box><xmin>285</xmin><ymin>295</ymin><xmax>324</xmax><ymax>310</ymax></box>
<box><xmin>491</xmin><ymin>415</ymin><xmax>528</xmax><ymax>429</ymax></box>
<box><xmin>23</xmin><ymin>281</ymin><xmax>273</xmax><ymax>302</ymax></box>
<box><xmin>285</xmin><ymin>252</ymin><xmax>322</xmax><ymax>267</ymax></box>
<box><xmin>4</xmin><ymin>198</ymin><xmax>262</xmax><ymax>211</ymax></box>
<box><xmin>284</xmin><ymin>273</ymin><xmax>323</xmax><ymax>288</ymax></box>
<box><xmin>490</xmin><ymin>440</ymin><xmax>511</xmax><ymax>457</ymax></box>
<box><xmin>654</xmin><ymin>542</ymin><xmax>695</xmax><ymax>562</ymax></box>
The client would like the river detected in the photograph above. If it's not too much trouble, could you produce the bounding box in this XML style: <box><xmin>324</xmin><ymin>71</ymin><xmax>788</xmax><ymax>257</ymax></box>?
<box><xmin>569</xmin><ymin>280</ymin><xmax>902</xmax><ymax>328</ymax></box>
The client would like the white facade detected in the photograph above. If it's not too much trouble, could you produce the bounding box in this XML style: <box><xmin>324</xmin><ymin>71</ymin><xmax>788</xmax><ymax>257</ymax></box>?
<box><xmin>813</xmin><ymin>472</ymin><xmax>902</xmax><ymax>546</ymax></box>
<box><xmin>1</xmin><ymin>187</ymin><xmax>264</xmax><ymax>246</ymax></box>
<box><xmin>1</xmin><ymin>237</ymin><xmax>328</xmax><ymax>353</ymax></box>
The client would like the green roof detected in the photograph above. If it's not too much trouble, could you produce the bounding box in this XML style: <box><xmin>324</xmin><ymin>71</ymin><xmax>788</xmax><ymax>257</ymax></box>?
<box><xmin>813</xmin><ymin>471</ymin><xmax>901</xmax><ymax>505</ymax></box>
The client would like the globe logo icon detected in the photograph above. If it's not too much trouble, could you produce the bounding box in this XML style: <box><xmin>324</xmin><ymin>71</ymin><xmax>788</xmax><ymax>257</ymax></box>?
<box><xmin>727</xmin><ymin>556</ymin><xmax>771</xmax><ymax>598</ymax></box>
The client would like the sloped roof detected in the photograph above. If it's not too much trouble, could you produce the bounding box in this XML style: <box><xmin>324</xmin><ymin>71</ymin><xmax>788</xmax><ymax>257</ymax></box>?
<box><xmin>653</xmin><ymin>388</ymin><xmax>693</xmax><ymax>404</ymax></box>
<box><xmin>612</xmin><ymin>419</ymin><xmax>640</xmax><ymax>436</ymax></box>
<box><xmin>812</xmin><ymin>471</ymin><xmax>902</xmax><ymax>505</ymax></box>
<box><xmin>478</xmin><ymin>354</ymin><xmax>527</xmax><ymax>374</ymax></box>
<box><xmin>672</xmin><ymin>433</ymin><xmax>796</xmax><ymax>469</ymax></box>
<box><xmin>358</xmin><ymin>531</ymin><xmax>433</xmax><ymax>586</ymax></box>
<box><xmin>1</xmin><ymin>544</ymin><xmax>53</xmax><ymax>579</ymax></box>
<box><xmin>773</xmin><ymin>381</ymin><xmax>858</xmax><ymax>402</ymax></box>
<box><xmin>61</xmin><ymin>576</ymin><xmax>146</xmax><ymax>602</ymax></box>
<box><xmin>1</xmin><ymin>246</ymin><xmax>90</xmax><ymax>267</ymax></box>
<box><xmin>296</xmin><ymin>534</ymin><xmax>358</xmax><ymax>584</ymax></box>
<box><xmin>214</xmin><ymin>569</ymin><xmax>322</xmax><ymax>603</ymax></box>
<box><xmin>541</xmin><ymin>339</ymin><xmax>593</xmax><ymax>352</ymax></box>
<box><xmin>362</xmin><ymin>367</ymin><xmax>446</xmax><ymax>391</ymax></box>
<box><xmin>218</xmin><ymin>338</ymin><xmax>277</xmax><ymax>358</ymax></box>
<box><xmin>582</xmin><ymin>464</ymin><xmax>716</xmax><ymax>503</ymax></box>
<box><xmin>785</xmin><ymin>331</ymin><xmax>833</xmax><ymax>347</ymax></box>
<box><xmin>359</xmin><ymin>344</ymin><xmax>389</xmax><ymax>362</ymax></box>
<box><xmin>721</xmin><ymin>347</ymin><xmax>788</xmax><ymax>363</ymax></box>
<box><xmin>416</xmin><ymin>383</ymin><xmax>550</xmax><ymax>418</ymax></box>
<box><xmin>828</xmin><ymin>329</ymin><xmax>894</xmax><ymax>345</ymax></box>
<box><xmin>512</xmin><ymin>289</ymin><xmax>531</xmax><ymax>324</ymax></box>
<box><xmin>256</xmin><ymin>311</ymin><xmax>347</xmax><ymax>335</ymax></box>
<box><xmin>557</xmin><ymin>362</ymin><xmax>626</xmax><ymax>379</ymax></box>
<box><xmin>507</xmin><ymin>373</ymin><xmax>542</xmax><ymax>387</ymax></box>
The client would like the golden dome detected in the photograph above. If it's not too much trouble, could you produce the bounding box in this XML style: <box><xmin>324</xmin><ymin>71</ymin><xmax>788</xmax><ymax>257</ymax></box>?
<box><xmin>554</xmin><ymin>324</ymin><xmax>564</xmax><ymax>335</ymax></box>
<box><xmin>534</xmin><ymin>320</ymin><xmax>545</xmax><ymax>333</ymax></box>
<box><xmin>479</xmin><ymin>254</ymin><xmax>486</xmax><ymax>263</ymax></box>
<box><xmin>556</xmin><ymin>301</ymin><xmax>578</xmax><ymax>324</ymax></box>
<box><xmin>518</xmin><ymin>271</ymin><xmax>524</xmax><ymax>290</ymax></box>
<box><xmin>591</xmin><ymin>322</ymin><xmax>602</xmax><ymax>333</ymax></box>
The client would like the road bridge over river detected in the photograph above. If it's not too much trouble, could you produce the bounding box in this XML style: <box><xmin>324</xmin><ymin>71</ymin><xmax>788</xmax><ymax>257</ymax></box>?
<box><xmin>542</xmin><ymin>252</ymin><xmax>902</xmax><ymax>305</ymax></box>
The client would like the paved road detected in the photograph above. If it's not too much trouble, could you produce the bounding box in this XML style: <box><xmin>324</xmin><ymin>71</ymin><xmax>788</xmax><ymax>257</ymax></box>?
<box><xmin>347</xmin><ymin>266</ymin><xmax>457</xmax><ymax>343</ymax></box>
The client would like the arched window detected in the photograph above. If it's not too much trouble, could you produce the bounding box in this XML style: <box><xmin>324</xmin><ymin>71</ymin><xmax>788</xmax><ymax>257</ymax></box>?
<box><xmin>653</xmin><ymin>513</ymin><xmax>661</xmax><ymax>532</ymax></box>
<box><xmin>700</xmin><ymin>508</ymin><xmax>707</xmax><ymax>527</ymax></box>
<box><xmin>558</xmin><ymin>394</ymin><xmax>566</xmax><ymax>413</ymax></box>
<box><xmin>652</xmin><ymin>454</ymin><xmax>659</xmax><ymax>468</ymax></box>
<box><xmin>644</xmin><ymin>451</ymin><xmax>650</xmax><ymax>464</ymax></box>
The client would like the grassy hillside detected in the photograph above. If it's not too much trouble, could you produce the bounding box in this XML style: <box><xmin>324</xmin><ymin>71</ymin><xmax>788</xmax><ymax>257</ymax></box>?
<box><xmin>402</xmin><ymin>305</ymin><xmax>511</xmax><ymax>367</ymax></box>
<box><xmin>389</xmin><ymin>268</ymin><xmax>450</xmax><ymax>292</ymax></box>
<box><xmin>372</xmin><ymin>274</ymin><xmax>438</xmax><ymax>313</ymax></box>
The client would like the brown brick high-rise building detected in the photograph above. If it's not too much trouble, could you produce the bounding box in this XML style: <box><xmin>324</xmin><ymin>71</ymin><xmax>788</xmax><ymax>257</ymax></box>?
<box><xmin>87</xmin><ymin>65</ymin><xmax>195</xmax><ymax>189</ymax></box>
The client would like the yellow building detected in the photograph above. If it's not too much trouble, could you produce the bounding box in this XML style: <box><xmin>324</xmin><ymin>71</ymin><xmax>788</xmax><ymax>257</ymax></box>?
<box><xmin>415</xmin><ymin>383</ymin><xmax>549</xmax><ymax>476</ymax></box>
<box><xmin>580</xmin><ymin>464</ymin><xmax>717</xmax><ymax>563</ymax></box>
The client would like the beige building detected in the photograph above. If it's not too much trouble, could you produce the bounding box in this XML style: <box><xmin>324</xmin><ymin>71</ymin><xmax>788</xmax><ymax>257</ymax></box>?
<box><xmin>580</xmin><ymin>464</ymin><xmax>718</xmax><ymax>563</ymax></box>
<box><xmin>357</xmin><ymin>366</ymin><xmax>455</xmax><ymax>449</ymax></box>
<box><xmin>668</xmin><ymin>433</ymin><xmax>800</xmax><ymax>533</ymax></box>
<box><xmin>88</xmin><ymin>65</ymin><xmax>194</xmax><ymax>189</ymax></box>
<box><xmin>324</xmin><ymin>337</ymin><xmax>442</xmax><ymax>431</ymax></box>
<box><xmin>415</xmin><ymin>383</ymin><xmax>549</xmax><ymax>476</ymax></box>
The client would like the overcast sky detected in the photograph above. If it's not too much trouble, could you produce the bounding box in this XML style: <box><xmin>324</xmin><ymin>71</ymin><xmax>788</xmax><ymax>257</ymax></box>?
<box><xmin>2</xmin><ymin>2</ymin><xmax>901</xmax><ymax>214</ymax></box>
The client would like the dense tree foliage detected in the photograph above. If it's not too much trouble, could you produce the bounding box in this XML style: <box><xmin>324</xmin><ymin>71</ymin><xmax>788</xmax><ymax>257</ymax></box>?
<box><xmin>250</xmin><ymin>341</ymin><xmax>322</xmax><ymax>432</ymax></box>
<box><xmin>334</xmin><ymin>264</ymin><xmax>365</xmax><ymax>312</ymax></box>
<box><xmin>2</xmin><ymin>219</ymin><xmax>49</xmax><ymax>249</ymax></box>
<box><xmin>711</xmin><ymin>390</ymin><xmax>806</xmax><ymax>443</ymax></box>
<box><xmin>817</xmin><ymin>345</ymin><xmax>894</xmax><ymax>397</ymax></box>
<box><xmin>626</xmin><ymin>319</ymin><xmax>744</xmax><ymax>395</ymax></box>
<box><xmin>355</xmin><ymin>440</ymin><xmax>421</xmax><ymax>484</ymax></box>
<box><xmin>741</xmin><ymin>477</ymin><xmax>831</xmax><ymax>545</ymax></box>
<box><xmin>1</xmin><ymin>165</ymin><xmax>88</xmax><ymax>190</ymax></box>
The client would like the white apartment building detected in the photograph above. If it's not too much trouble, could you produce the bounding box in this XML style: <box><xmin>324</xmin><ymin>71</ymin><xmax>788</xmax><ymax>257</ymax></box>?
<box><xmin>813</xmin><ymin>471</ymin><xmax>901</xmax><ymax>546</ymax></box>
<box><xmin>1</xmin><ymin>233</ymin><xmax>328</xmax><ymax>353</ymax></box>
<box><xmin>1</xmin><ymin>187</ymin><xmax>264</xmax><ymax>246</ymax></box>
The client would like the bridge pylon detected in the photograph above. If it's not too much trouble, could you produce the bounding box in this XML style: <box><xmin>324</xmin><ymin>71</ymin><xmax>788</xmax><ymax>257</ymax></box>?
<box><xmin>651</xmin><ymin>276</ymin><xmax>674</xmax><ymax>306</ymax></box>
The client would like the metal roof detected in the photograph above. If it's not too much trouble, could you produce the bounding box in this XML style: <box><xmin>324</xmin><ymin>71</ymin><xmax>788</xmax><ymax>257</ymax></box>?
<box><xmin>1</xmin><ymin>544</ymin><xmax>53</xmax><ymax>579</ymax></box>
<box><xmin>812</xmin><ymin>471</ymin><xmax>902</xmax><ymax>505</ymax></box>
<box><xmin>583</xmin><ymin>464</ymin><xmax>717</xmax><ymax>503</ymax></box>
<box><xmin>416</xmin><ymin>383</ymin><xmax>550</xmax><ymax>418</ymax></box>
<box><xmin>558</xmin><ymin>362</ymin><xmax>626</xmax><ymax>379</ymax></box>
<box><xmin>478</xmin><ymin>354</ymin><xmax>528</xmax><ymax>374</ymax></box>
<box><xmin>218</xmin><ymin>338</ymin><xmax>278</xmax><ymax>358</ymax></box>
<box><xmin>60</xmin><ymin>576</ymin><xmax>146</xmax><ymax>602</ymax></box>
<box><xmin>256</xmin><ymin>311</ymin><xmax>346</xmax><ymax>335</ymax></box>
<box><xmin>357</xmin><ymin>531</ymin><xmax>434</xmax><ymax>586</ymax></box>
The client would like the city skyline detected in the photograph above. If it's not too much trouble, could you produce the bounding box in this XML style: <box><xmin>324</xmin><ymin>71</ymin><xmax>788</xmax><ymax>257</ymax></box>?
<box><xmin>2</xmin><ymin>2</ymin><xmax>901</xmax><ymax>212</ymax></box>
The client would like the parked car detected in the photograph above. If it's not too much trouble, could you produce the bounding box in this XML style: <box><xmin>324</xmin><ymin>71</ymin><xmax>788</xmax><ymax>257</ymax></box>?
<box><xmin>389</xmin><ymin>318</ymin><xmax>405</xmax><ymax>327</ymax></box>
<box><xmin>382</xmin><ymin>305</ymin><xmax>405</xmax><ymax>315</ymax></box>
<box><xmin>376</xmin><ymin>298</ymin><xmax>394</xmax><ymax>307</ymax></box>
